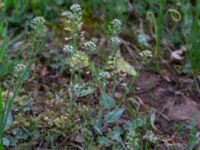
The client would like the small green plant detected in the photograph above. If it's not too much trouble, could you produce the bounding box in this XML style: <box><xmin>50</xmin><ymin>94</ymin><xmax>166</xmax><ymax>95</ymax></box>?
<box><xmin>139</xmin><ymin>50</ymin><xmax>153</xmax><ymax>70</ymax></box>
<box><xmin>147</xmin><ymin>1</ymin><xmax>181</xmax><ymax>69</ymax></box>
<box><xmin>62</xmin><ymin>4</ymin><xmax>90</xmax><ymax>75</ymax></box>
<box><xmin>62</xmin><ymin>3</ymin><xmax>83</xmax><ymax>48</ymax></box>
<box><xmin>105</xmin><ymin>19</ymin><xmax>137</xmax><ymax>94</ymax></box>
<box><xmin>92</xmin><ymin>91</ymin><xmax>125</xmax><ymax>149</ymax></box>
<box><xmin>185</xmin><ymin>0</ymin><xmax>200</xmax><ymax>75</ymax></box>
<box><xmin>0</xmin><ymin>16</ymin><xmax>46</xmax><ymax>149</ymax></box>
<box><xmin>79</xmin><ymin>0</ymin><xmax>126</xmax><ymax>21</ymax></box>
<box><xmin>107</xmin><ymin>18</ymin><xmax>122</xmax><ymax>57</ymax></box>
<box><xmin>188</xmin><ymin>118</ymin><xmax>199</xmax><ymax>150</ymax></box>
<box><xmin>125</xmin><ymin>117</ymin><xmax>151</xmax><ymax>149</ymax></box>
<box><xmin>92</xmin><ymin>91</ymin><xmax>154</xmax><ymax>149</ymax></box>
<box><xmin>0</xmin><ymin>63</ymin><xmax>27</xmax><ymax>149</ymax></box>
<box><xmin>3</xmin><ymin>0</ymin><xmax>29</xmax><ymax>24</ymax></box>
<box><xmin>0</xmin><ymin>22</ymin><xmax>14</xmax><ymax>78</ymax></box>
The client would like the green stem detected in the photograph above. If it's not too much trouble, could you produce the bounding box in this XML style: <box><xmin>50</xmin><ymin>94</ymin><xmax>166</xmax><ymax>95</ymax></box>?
<box><xmin>155</xmin><ymin>0</ymin><xmax>166</xmax><ymax>68</ymax></box>
<box><xmin>0</xmin><ymin>88</ymin><xmax>3</xmax><ymax>150</ymax></box>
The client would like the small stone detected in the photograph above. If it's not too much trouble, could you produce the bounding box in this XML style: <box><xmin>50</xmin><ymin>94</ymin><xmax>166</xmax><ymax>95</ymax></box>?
<box><xmin>136</xmin><ymin>87</ymin><xmax>141</xmax><ymax>91</ymax></box>
<box><xmin>75</xmin><ymin>134</ymin><xmax>83</xmax><ymax>143</ymax></box>
<box><xmin>114</xmin><ymin>92</ymin><xmax>123</xmax><ymax>99</ymax></box>
<box><xmin>121</xmin><ymin>83</ymin><xmax>127</xmax><ymax>87</ymax></box>
<box><xmin>86</xmin><ymin>71</ymin><xmax>90</xmax><ymax>75</ymax></box>
<box><xmin>105</xmin><ymin>72</ymin><xmax>112</xmax><ymax>79</ymax></box>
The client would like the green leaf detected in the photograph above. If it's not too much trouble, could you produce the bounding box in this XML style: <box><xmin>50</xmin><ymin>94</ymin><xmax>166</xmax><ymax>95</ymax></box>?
<box><xmin>0</xmin><ymin>61</ymin><xmax>14</xmax><ymax>78</ymax></box>
<box><xmin>95</xmin><ymin>123</ymin><xmax>103</xmax><ymax>135</ymax></box>
<box><xmin>124</xmin><ymin>117</ymin><xmax>148</xmax><ymax>131</ymax></box>
<box><xmin>3</xmin><ymin>137</ymin><xmax>10</xmax><ymax>147</ymax></box>
<box><xmin>97</xmin><ymin>136</ymin><xmax>113</xmax><ymax>146</ymax></box>
<box><xmin>131</xmin><ymin>117</ymin><xmax>148</xmax><ymax>130</ymax></box>
<box><xmin>0</xmin><ymin>87</ymin><xmax>2</xmax><ymax>116</ymax></box>
<box><xmin>71</xmin><ymin>84</ymin><xmax>95</xmax><ymax>97</ymax></box>
<box><xmin>12</xmin><ymin>128</ymin><xmax>29</xmax><ymax>140</ymax></box>
<box><xmin>100</xmin><ymin>91</ymin><xmax>116</xmax><ymax>109</ymax></box>
<box><xmin>55</xmin><ymin>0</ymin><xmax>64</xmax><ymax>5</ymax></box>
<box><xmin>105</xmin><ymin>108</ymin><xmax>124</xmax><ymax>124</ymax></box>
<box><xmin>5</xmin><ymin>112</ymin><xmax>13</xmax><ymax>130</ymax></box>
<box><xmin>76</xmin><ymin>86</ymin><xmax>95</xmax><ymax>97</ymax></box>
<box><xmin>31</xmin><ymin>129</ymin><xmax>40</xmax><ymax>140</ymax></box>
<box><xmin>107</xmin><ymin>126</ymin><xmax>123</xmax><ymax>140</ymax></box>
<box><xmin>94</xmin><ymin>112</ymin><xmax>103</xmax><ymax>135</ymax></box>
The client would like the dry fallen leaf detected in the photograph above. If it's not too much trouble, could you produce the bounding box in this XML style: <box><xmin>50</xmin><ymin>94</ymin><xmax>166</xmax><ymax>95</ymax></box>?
<box><xmin>170</xmin><ymin>46</ymin><xmax>186</xmax><ymax>62</ymax></box>
<box><xmin>74</xmin><ymin>134</ymin><xmax>83</xmax><ymax>144</ymax></box>
<box><xmin>115</xmin><ymin>51</ymin><xmax>137</xmax><ymax>77</ymax></box>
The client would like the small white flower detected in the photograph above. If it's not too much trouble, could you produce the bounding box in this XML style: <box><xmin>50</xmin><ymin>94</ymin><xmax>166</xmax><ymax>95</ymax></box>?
<box><xmin>31</xmin><ymin>16</ymin><xmax>46</xmax><ymax>37</ymax></box>
<box><xmin>61</xmin><ymin>11</ymin><xmax>74</xmax><ymax>20</ymax></box>
<box><xmin>109</xmin><ymin>18</ymin><xmax>122</xmax><ymax>35</ymax></box>
<box><xmin>31</xmin><ymin>16</ymin><xmax>45</xmax><ymax>28</ymax></box>
<box><xmin>110</xmin><ymin>37</ymin><xmax>121</xmax><ymax>45</ymax></box>
<box><xmin>83</xmin><ymin>40</ymin><xmax>97</xmax><ymax>52</ymax></box>
<box><xmin>70</xmin><ymin>4</ymin><xmax>82</xmax><ymax>14</ymax></box>
<box><xmin>63</xmin><ymin>45</ymin><xmax>75</xmax><ymax>54</ymax></box>
<box><xmin>99</xmin><ymin>71</ymin><xmax>107</xmax><ymax>78</ymax></box>
<box><xmin>98</xmin><ymin>71</ymin><xmax>111</xmax><ymax>80</ymax></box>
<box><xmin>111</xmin><ymin>19</ymin><xmax>122</xmax><ymax>29</ymax></box>
<box><xmin>62</xmin><ymin>11</ymin><xmax>69</xmax><ymax>16</ymax></box>
<box><xmin>15</xmin><ymin>63</ymin><xmax>26</xmax><ymax>74</ymax></box>
<box><xmin>143</xmin><ymin>130</ymin><xmax>159</xmax><ymax>143</ymax></box>
<box><xmin>139</xmin><ymin>50</ymin><xmax>152</xmax><ymax>58</ymax></box>
<box><xmin>62</xmin><ymin>4</ymin><xmax>82</xmax><ymax>26</ymax></box>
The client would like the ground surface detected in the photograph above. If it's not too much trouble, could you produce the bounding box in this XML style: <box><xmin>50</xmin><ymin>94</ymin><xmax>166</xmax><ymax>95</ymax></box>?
<box><xmin>2</xmin><ymin>1</ymin><xmax>200</xmax><ymax>149</ymax></box>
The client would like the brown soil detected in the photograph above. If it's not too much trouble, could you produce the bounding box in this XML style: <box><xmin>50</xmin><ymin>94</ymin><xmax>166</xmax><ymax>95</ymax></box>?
<box><xmin>135</xmin><ymin>71</ymin><xmax>200</xmax><ymax>129</ymax></box>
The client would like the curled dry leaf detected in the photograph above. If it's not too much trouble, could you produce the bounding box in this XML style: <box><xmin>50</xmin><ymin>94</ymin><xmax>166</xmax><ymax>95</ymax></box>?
<box><xmin>170</xmin><ymin>46</ymin><xmax>187</xmax><ymax>63</ymax></box>
<box><xmin>115</xmin><ymin>51</ymin><xmax>137</xmax><ymax>77</ymax></box>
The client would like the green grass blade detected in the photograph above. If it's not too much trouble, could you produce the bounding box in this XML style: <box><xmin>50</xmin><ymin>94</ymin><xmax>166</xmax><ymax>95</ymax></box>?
<box><xmin>0</xmin><ymin>87</ymin><xmax>3</xmax><ymax>150</ymax></box>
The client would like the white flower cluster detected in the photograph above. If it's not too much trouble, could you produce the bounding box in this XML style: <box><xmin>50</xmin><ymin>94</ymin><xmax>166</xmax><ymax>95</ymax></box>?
<box><xmin>98</xmin><ymin>71</ymin><xmax>109</xmax><ymax>79</ymax></box>
<box><xmin>109</xmin><ymin>18</ymin><xmax>122</xmax><ymax>36</ymax></box>
<box><xmin>62</xmin><ymin>11</ymin><xmax>74</xmax><ymax>20</ymax></box>
<box><xmin>139</xmin><ymin>50</ymin><xmax>152</xmax><ymax>58</ymax></box>
<box><xmin>62</xmin><ymin>3</ymin><xmax>82</xmax><ymax>22</ymax></box>
<box><xmin>14</xmin><ymin>63</ymin><xmax>26</xmax><ymax>74</ymax></box>
<box><xmin>112</xmin><ymin>19</ymin><xmax>122</xmax><ymax>31</ymax></box>
<box><xmin>63</xmin><ymin>45</ymin><xmax>75</xmax><ymax>54</ymax></box>
<box><xmin>70</xmin><ymin>4</ymin><xmax>82</xmax><ymax>14</ymax></box>
<box><xmin>62</xmin><ymin>4</ymin><xmax>83</xmax><ymax>43</ymax></box>
<box><xmin>83</xmin><ymin>40</ymin><xmax>97</xmax><ymax>53</ymax></box>
<box><xmin>31</xmin><ymin>16</ymin><xmax>46</xmax><ymax>37</ymax></box>
<box><xmin>31</xmin><ymin>16</ymin><xmax>45</xmax><ymax>29</ymax></box>
<box><xmin>108</xmin><ymin>19</ymin><xmax>122</xmax><ymax>52</ymax></box>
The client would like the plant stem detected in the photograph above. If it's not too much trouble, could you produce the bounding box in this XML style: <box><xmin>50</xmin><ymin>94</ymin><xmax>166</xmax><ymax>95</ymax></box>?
<box><xmin>154</xmin><ymin>0</ymin><xmax>166</xmax><ymax>69</ymax></box>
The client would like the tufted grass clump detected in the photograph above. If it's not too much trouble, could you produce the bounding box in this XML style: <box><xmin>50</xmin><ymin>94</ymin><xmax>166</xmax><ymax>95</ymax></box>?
<box><xmin>147</xmin><ymin>0</ymin><xmax>181</xmax><ymax>69</ymax></box>
<box><xmin>185</xmin><ymin>0</ymin><xmax>200</xmax><ymax>76</ymax></box>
